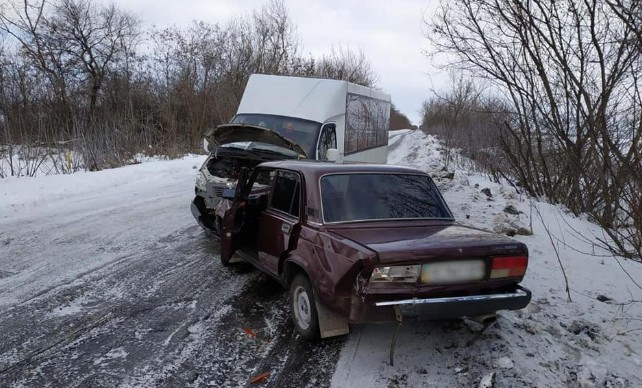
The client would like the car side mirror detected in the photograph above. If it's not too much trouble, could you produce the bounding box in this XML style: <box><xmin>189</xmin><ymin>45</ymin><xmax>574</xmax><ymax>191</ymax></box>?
<box><xmin>221</xmin><ymin>188</ymin><xmax>236</xmax><ymax>200</ymax></box>
<box><xmin>326</xmin><ymin>148</ymin><xmax>339</xmax><ymax>162</ymax></box>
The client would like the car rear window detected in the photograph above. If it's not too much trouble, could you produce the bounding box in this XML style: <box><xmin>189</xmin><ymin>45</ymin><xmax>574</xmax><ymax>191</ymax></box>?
<box><xmin>320</xmin><ymin>173</ymin><xmax>452</xmax><ymax>223</ymax></box>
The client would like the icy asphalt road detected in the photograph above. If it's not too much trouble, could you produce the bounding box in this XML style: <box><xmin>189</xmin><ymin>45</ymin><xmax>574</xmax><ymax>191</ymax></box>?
<box><xmin>0</xmin><ymin>156</ymin><xmax>343</xmax><ymax>387</ymax></box>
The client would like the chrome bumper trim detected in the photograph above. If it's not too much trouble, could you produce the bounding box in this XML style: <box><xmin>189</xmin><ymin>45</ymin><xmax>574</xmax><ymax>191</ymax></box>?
<box><xmin>375</xmin><ymin>287</ymin><xmax>529</xmax><ymax>307</ymax></box>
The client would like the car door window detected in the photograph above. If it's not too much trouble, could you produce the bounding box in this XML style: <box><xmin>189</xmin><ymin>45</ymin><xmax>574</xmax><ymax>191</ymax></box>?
<box><xmin>317</xmin><ymin>124</ymin><xmax>337</xmax><ymax>161</ymax></box>
<box><xmin>244</xmin><ymin>168</ymin><xmax>275</xmax><ymax>209</ymax></box>
<box><xmin>270</xmin><ymin>171</ymin><xmax>301</xmax><ymax>217</ymax></box>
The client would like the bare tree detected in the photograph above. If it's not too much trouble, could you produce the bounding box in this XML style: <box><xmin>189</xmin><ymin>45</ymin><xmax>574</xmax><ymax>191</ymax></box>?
<box><xmin>313</xmin><ymin>46</ymin><xmax>378</xmax><ymax>87</ymax></box>
<box><xmin>251</xmin><ymin>0</ymin><xmax>300</xmax><ymax>74</ymax></box>
<box><xmin>47</xmin><ymin>0</ymin><xmax>139</xmax><ymax>117</ymax></box>
<box><xmin>426</xmin><ymin>0</ymin><xmax>642</xmax><ymax>260</ymax></box>
<box><xmin>0</xmin><ymin>0</ymin><xmax>71</xmax><ymax>108</ymax></box>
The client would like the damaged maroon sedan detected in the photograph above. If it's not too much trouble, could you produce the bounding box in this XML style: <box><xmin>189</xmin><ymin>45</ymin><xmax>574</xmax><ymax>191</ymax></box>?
<box><xmin>215</xmin><ymin>160</ymin><xmax>531</xmax><ymax>340</ymax></box>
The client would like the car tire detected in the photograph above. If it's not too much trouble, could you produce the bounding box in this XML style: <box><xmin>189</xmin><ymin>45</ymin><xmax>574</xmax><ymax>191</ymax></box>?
<box><xmin>290</xmin><ymin>274</ymin><xmax>320</xmax><ymax>341</ymax></box>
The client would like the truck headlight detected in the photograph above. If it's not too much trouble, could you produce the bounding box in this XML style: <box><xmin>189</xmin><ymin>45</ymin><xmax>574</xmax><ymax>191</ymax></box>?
<box><xmin>370</xmin><ymin>265</ymin><xmax>420</xmax><ymax>283</ymax></box>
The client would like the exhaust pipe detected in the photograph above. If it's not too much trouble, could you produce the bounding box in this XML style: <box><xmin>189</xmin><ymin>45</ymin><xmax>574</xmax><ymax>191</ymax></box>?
<box><xmin>470</xmin><ymin>313</ymin><xmax>497</xmax><ymax>326</ymax></box>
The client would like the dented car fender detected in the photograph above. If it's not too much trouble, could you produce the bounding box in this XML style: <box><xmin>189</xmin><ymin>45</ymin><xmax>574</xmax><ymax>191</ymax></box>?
<box><xmin>281</xmin><ymin>225</ymin><xmax>378</xmax><ymax>318</ymax></box>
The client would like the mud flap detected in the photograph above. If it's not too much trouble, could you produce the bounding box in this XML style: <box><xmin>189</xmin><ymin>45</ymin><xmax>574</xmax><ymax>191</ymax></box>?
<box><xmin>315</xmin><ymin>296</ymin><xmax>349</xmax><ymax>339</ymax></box>
<box><xmin>389</xmin><ymin>305</ymin><xmax>403</xmax><ymax>366</ymax></box>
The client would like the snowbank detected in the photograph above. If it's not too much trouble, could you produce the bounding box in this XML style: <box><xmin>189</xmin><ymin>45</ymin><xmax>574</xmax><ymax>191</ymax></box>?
<box><xmin>0</xmin><ymin>155</ymin><xmax>205</xmax><ymax>221</ymax></box>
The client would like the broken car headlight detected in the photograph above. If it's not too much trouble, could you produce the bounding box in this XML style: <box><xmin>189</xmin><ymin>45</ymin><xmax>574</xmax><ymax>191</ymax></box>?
<box><xmin>195</xmin><ymin>172</ymin><xmax>207</xmax><ymax>191</ymax></box>
<box><xmin>370</xmin><ymin>265</ymin><xmax>420</xmax><ymax>283</ymax></box>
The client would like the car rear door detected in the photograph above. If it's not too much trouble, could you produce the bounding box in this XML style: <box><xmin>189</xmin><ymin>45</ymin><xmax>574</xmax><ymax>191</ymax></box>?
<box><xmin>258</xmin><ymin>170</ymin><xmax>303</xmax><ymax>275</ymax></box>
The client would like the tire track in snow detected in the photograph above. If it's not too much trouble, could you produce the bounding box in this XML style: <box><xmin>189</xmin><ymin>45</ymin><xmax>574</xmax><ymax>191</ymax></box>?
<box><xmin>1</xmin><ymin>186</ymin><xmax>343</xmax><ymax>387</ymax></box>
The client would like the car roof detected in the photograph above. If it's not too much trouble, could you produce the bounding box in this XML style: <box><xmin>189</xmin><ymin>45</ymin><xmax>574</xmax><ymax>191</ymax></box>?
<box><xmin>258</xmin><ymin>159</ymin><xmax>425</xmax><ymax>177</ymax></box>
<box><xmin>257</xmin><ymin>160</ymin><xmax>432</xmax><ymax>225</ymax></box>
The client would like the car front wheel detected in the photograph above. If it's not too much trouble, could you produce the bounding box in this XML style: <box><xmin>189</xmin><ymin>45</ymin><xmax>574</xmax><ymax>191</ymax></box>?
<box><xmin>290</xmin><ymin>274</ymin><xmax>320</xmax><ymax>341</ymax></box>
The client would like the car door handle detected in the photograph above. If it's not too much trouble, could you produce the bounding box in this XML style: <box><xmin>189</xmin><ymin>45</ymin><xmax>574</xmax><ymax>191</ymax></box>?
<box><xmin>281</xmin><ymin>223</ymin><xmax>291</xmax><ymax>234</ymax></box>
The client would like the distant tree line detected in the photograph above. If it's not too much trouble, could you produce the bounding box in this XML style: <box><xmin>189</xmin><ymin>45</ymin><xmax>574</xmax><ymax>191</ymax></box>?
<box><xmin>389</xmin><ymin>104</ymin><xmax>413</xmax><ymax>130</ymax></box>
<box><xmin>424</xmin><ymin>0</ymin><xmax>642</xmax><ymax>261</ymax></box>
<box><xmin>0</xmin><ymin>0</ymin><xmax>382</xmax><ymax>174</ymax></box>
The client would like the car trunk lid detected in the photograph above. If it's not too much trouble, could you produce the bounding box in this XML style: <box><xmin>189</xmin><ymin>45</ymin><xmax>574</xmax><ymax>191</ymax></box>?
<box><xmin>328</xmin><ymin>223</ymin><xmax>527</xmax><ymax>265</ymax></box>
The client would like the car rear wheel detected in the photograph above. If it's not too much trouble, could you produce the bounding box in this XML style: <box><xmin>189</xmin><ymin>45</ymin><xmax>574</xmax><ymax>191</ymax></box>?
<box><xmin>290</xmin><ymin>274</ymin><xmax>320</xmax><ymax>341</ymax></box>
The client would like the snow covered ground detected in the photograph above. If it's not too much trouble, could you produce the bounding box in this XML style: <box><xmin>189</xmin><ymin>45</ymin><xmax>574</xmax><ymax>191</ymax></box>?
<box><xmin>331</xmin><ymin>130</ymin><xmax>642</xmax><ymax>387</ymax></box>
<box><xmin>1</xmin><ymin>130</ymin><xmax>641</xmax><ymax>387</ymax></box>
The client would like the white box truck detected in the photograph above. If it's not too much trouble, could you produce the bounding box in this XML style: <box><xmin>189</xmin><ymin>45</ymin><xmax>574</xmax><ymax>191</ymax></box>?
<box><xmin>191</xmin><ymin>74</ymin><xmax>391</xmax><ymax>232</ymax></box>
<box><xmin>230</xmin><ymin>74</ymin><xmax>391</xmax><ymax>162</ymax></box>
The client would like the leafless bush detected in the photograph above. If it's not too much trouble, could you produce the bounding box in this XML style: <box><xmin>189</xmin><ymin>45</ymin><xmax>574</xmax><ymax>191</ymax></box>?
<box><xmin>420</xmin><ymin>74</ymin><xmax>508</xmax><ymax>175</ymax></box>
<box><xmin>426</xmin><ymin>0</ymin><xmax>642</xmax><ymax>261</ymax></box>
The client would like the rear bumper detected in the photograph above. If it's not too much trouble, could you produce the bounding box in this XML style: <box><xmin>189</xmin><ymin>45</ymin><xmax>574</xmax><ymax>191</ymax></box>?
<box><xmin>377</xmin><ymin>286</ymin><xmax>531</xmax><ymax>319</ymax></box>
<box><xmin>350</xmin><ymin>286</ymin><xmax>532</xmax><ymax>322</ymax></box>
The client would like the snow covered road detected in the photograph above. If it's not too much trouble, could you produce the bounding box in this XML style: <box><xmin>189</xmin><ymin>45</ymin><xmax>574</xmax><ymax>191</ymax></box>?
<box><xmin>0</xmin><ymin>157</ymin><xmax>343</xmax><ymax>387</ymax></box>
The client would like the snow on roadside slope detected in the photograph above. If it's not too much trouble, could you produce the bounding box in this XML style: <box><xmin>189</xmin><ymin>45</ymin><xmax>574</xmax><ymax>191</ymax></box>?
<box><xmin>331</xmin><ymin>130</ymin><xmax>642</xmax><ymax>388</ymax></box>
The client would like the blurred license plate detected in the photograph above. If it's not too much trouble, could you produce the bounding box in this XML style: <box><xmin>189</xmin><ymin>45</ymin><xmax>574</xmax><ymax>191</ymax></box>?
<box><xmin>421</xmin><ymin>260</ymin><xmax>485</xmax><ymax>284</ymax></box>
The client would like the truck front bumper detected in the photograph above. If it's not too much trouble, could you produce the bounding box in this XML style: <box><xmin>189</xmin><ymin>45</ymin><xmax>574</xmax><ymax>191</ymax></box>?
<box><xmin>191</xmin><ymin>196</ymin><xmax>216</xmax><ymax>233</ymax></box>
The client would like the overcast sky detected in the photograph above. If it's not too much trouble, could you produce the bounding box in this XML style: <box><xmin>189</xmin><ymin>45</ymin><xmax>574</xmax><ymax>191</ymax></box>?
<box><xmin>109</xmin><ymin>0</ymin><xmax>447</xmax><ymax>124</ymax></box>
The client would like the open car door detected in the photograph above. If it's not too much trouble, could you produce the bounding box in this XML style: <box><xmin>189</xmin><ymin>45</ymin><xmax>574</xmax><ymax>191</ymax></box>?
<box><xmin>219</xmin><ymin>167</ymin><xmax>251</xmax><ymax>264</ymax></box>
<box><xmin>257</xmin><ymin>170</ymin><xmax>303</xmax><ymax>274</ymax></box>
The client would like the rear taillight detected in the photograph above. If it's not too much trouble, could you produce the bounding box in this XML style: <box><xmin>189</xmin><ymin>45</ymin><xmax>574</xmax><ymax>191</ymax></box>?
<box><xmin>490</xmin><ymin>256</ymin><xmax>527</xmax><ymax>278</ymax></box>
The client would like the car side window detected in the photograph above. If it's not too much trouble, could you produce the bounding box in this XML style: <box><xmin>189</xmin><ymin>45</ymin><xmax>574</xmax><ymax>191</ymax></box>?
<box><xmin>254</xmin><ymin>169</ymin><xmax>275</xmax><ymax>186</ymax></box>
<box><xmin>270</xmin><ymin>171</ymin><xmax>301</xmax><ymax>217</ymax></box>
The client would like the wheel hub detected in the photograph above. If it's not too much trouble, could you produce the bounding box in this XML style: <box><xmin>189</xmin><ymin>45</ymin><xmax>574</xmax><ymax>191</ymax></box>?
<box><xmin>293</xmin><ymin>286</ymin><xmax>311</xmax><ymax>330</ymax></box>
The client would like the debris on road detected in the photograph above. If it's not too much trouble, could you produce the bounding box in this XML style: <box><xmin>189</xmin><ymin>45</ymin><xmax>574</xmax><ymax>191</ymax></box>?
<box><xmin>250</xmin><ymin>372</ymin><xmax>270</xmax><ymax>384</ymax></box>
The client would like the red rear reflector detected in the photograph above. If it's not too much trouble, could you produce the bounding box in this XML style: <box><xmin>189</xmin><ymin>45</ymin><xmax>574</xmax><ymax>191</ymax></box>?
<box><xmin>491</xmin><ymin>256</ymin><xmax>527</xmax><ymax>278</ymax></box>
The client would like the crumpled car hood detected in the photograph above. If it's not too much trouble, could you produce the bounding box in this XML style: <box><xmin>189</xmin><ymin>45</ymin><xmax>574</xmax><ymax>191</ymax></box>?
<box><xmin>205</xmin><ymin>124</ymin><xmax>307</xmax><ymax>157</ymax></box>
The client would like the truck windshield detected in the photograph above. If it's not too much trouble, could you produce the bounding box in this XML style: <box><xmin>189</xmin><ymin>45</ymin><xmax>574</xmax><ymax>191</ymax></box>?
<box><xmin>320</xmin><ymin>174</ymin><xmax>453</xmax><ymax>223</ymax></box>
<box><xmin>232</xmin><ymin>114</ymin><xmax>322</xmax><ymax>158</ymax></box>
